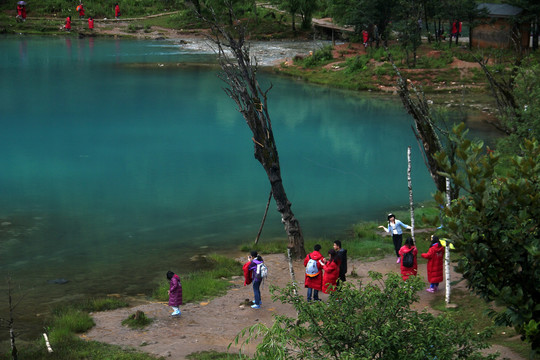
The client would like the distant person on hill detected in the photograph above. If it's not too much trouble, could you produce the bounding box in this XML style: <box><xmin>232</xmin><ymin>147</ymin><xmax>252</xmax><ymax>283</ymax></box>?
<box><xmin>16</xmin><ymin>3</ymin><xmax>26</xmax><ymax>22</ymax></box>
<box><xmin>362</xmin><ymin>29</ymin><xmax>369</xmax><ymax>48</ymax></box>
<box><xmin>398</xmin><ymin>237</ymin><xmax>418</xmax><ymax>281</ymax></box>
<box><xmin>114</xmin><ymin>3</ymin><xmax>121</xmax><ymax>20</ymax></box>
<box><xmin>379</xmin><ymin>213</ymin><xmax>412</xmax><ymax>264</ymax></box>
<box><xmin>77</xmin><ymin>3</ymin><xmax>85</xmax><ymax>19</ymax></box>
<box><xmin>166</xmin><ymin>271</ymin><xmax>182</xmax><ymax>316</ymax></box>
<box><xmin>88</xmin><ymin>17</ymin><xmax>94</xmax><ymax>30</ymax></box>
<box><xmin>304</xmin><ymin>244</ymin><xmax>324</xmax><ymax>302</ymax></box>
<box><xmin>333</xmin><ymin>240</ymin><xmax>347</xmax><ymax>283</ymax></box>
<box><xmin>321</xmin><ymin>249</ymin><xmax>339</xmax><ymax>294</ymax></box>
<box><xmin>64</xmin><ymin>16</ymin><xmax>72</xmax><ymax>31</ymax></box>
<box><xmin>421</xmin><ymin>235</ymin><xmax>445</xmax><ymax>293</ymax></box>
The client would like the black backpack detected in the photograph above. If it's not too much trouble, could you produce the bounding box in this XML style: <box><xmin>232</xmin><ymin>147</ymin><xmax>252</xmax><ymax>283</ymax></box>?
<box><xmin>403</xmin><ymin>251</ymin><xmax>414</xmax><ymax>268</ymax></box>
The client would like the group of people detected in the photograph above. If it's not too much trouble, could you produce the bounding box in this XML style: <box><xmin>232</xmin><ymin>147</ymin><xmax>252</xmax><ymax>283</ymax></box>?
<box><xmin>63</xmin><ymin>3</ymin><xmax>121</xmax><ymax>32</ymax></box>
<box><xmin>16</xmin><ymin>3</ymin><xmax>26</xmax><ymax>22</ymax></box>
<box><xmin>164</xmin><ymin>214</ymin><xmax>444</xmax><ymax>317</ymax></box>
<box><xmin>303</xmin><ymin>241</ymin><xmax>347</xmax><ymax>301</ymax></box>
<box><xmin>381</xmin><ymin>213</ymin><xmax>445</xmax><ymax>292</ymax></box>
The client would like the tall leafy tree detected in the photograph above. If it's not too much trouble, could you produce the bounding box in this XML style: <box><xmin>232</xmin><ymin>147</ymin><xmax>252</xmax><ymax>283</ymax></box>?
<box><xmin>435</xmin><ymin>126</ymin><xmax>540</xmax><ymax>354</ymax></box>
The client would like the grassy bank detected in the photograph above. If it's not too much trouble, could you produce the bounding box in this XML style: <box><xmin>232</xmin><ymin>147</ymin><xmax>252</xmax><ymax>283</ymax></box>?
<box><xmin>1</xmin><ymin>254</ymin><xmax>242</xmax><ymax>360</ymax></box>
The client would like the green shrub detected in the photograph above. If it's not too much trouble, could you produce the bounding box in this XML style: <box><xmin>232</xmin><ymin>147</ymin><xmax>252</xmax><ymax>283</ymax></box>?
<box><xmin>302</xmin><ymin>45</ymin><xmax>334</xmax><ymax>68</ymax></box>
<box><xmin>122</xmin><ymin>310</ymin><xmax>153</xmax><ymax>329</ymax></box>
<box><xmin>345</xmin><ymin>55</ymin><xmax>369</xmax><ymax>73</ymax></box>
<box><xmin>234</xmin><ymin>273</ymin><xmax>496</xmax><ymax>359</ymax></box>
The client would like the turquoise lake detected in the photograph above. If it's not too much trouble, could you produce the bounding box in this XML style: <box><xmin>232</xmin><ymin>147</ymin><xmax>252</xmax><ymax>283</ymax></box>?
<box><xmin>0</xmin><ymin>36</ymin><xmax>498</xmax><ymax>336</ymax></box>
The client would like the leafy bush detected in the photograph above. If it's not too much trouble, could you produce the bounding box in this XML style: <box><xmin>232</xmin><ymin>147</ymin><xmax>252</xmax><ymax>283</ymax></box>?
<box><xmin>345</xmin><ymin>55</ymin><xmax>369</xmax><ymax>73</ymax></box>
<box><xmin>302</xmin><ymin>45</ymin><xmax>334</xmax><ymax>67</ymax></box>
<box><xmin>233</xmin><ymin>272</ymin><xmax>497</xmax><ymax>359</ymax></box>
<box><xmin>122</xmin><ymin>310</ymin><xmax>153</xmax><ymax>329</ymax></box>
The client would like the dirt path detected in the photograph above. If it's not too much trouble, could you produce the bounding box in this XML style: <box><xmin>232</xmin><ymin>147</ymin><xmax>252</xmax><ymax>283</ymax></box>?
<box><xmin>82</xmin><ymin>253</ymin><xmax>525</xmax><ymax>360</ymax></box>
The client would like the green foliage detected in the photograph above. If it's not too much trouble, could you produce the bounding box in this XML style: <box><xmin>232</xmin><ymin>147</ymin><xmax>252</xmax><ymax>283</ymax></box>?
<box><xmin>121</xmin><ymin>310</ymin><xmax>154</xmax><ymax>329</ymax></box>
<box><xmin>434</xmin><ymin>124</ymin><xmax>540</xmax><ymax>354</ymax></box>
<box><xmin>48</xmin><ymin>309</ymin><xmax>95</xmax><ymax>341</ymax></box>
<box><xmin>299</xmin><ymin>45</ymin><xmax>334</xmax><ymax>68</ymax></box>
<box><xmin>186</xmin><ymin>350</ymin><xmax>248</xmax><ymax>359</ymax></box>
<box><xmin>496</xmin><ymin>56</ymin><xmax>540</xmax><ymax>155</ymax></box>
<box><xmin>153</xmin><ymin>253</ymin><xmax>242</xmax><ymax>303</ymax></box>
<box><xmin>233</xmin><ymin>272</ymin><xmax>496</xmax><ymax>359</ymax></box>
<box><xmin>344</xmin><ymin>55</ymin><xmax>369</xmax><ymax>73</ymax></box>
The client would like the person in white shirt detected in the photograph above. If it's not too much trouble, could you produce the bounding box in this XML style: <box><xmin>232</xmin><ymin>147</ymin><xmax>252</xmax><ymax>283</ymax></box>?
<box><xmin>378</xmin><ymin>213</ymin><xmax>411</xmax><ymax>264</ymax></box>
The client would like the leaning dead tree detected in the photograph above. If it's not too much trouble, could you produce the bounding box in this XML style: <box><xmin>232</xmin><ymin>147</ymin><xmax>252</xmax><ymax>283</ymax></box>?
<box><xmin>200</xmin><ymin>6</ymin><xmax>306</xmax><ymax>258</ymax></box>
<box><xmin>389</xmin><ymin>56</ymin><xmax>459</xmax><ymax>200</ymax></box>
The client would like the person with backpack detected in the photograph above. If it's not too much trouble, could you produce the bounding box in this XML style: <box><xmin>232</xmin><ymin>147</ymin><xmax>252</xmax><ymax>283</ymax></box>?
<box><xmin>166</xmin><ymin>271</ymin><xmax>182</xmax><ymax>316</ymax></box>
<box><xmin>247</xmin><ymin>250</ymin><xmax>265</xmax><ymax>309</ymax></box>
<box><xmin>378</xmin><ymin>213</ymin><xmax>412</xmax><ymax>264</ymax></box>
<box><xmin>303</xmin><ymin>244</ymin><xmax>324</xmax><ymax>302</ymax></box>
<box><xmin>398</xmin><ymin>237</ymin><xmax>418</xmax><ymax>281</ymax></box>
<box><xmin>421</xmin><ymin>235</ymin><xmax>445</xmax><ymax>292</ymax></box>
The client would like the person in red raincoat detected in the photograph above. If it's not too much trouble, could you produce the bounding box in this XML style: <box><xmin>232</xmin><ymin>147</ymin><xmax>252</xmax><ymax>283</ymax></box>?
<box><xmin>64</xmin><ymin>16</ymin><xmax>71</xmax><ymax>31</ymax></box>
<box><xmin>421</xmin><ymin>235</ymin><xmax>445</xmax><ymax>292</ymax></box>
<box><xmin>77</xmin><ymin>4</ymin><xmax>85</xmax><ymax>19</ymax></box>
<box><xmin>242</xmin><ymin>253</ymin><xmax>253</xmax><ymax>286</ymax></box>
<box><xmin>322</xmin><ymin>249</ymin><xmax>340</xmax><ymax>294</ymax></box>
<box><xmin>362</xmin><ymin>29</ymin><xmax>369</xmax><ymax>48</ymax></box>
<box><xmin>114</xmin><ymin>3</ymin><xmax>121</xmax><ymax>20</ymax></box>
<box><xmin>398</xmin><ymin>237</ymin><xmax>418</xmax><ymax>281</ymax></box>
<box><xmin>303</xmin><ymin>244</ymin><xmax>325</xmax><ymax>301</ymax></box>
<box><xmin>88</xmin><ymin>17</ymin><xmax>94</xmax><ymax>30</ymax></box>
<box><xmin>167</xmin><ymin>271</ymin><xmax>182</xmax><ymax>316</ymax></box>
<box><xmin>16</xmin><ymin>4</ymin><xmax>26</xmax><ymax>22</ymax></box>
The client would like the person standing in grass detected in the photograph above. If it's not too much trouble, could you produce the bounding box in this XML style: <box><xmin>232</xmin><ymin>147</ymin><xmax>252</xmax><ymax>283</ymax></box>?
<box><xmin>114</xmin><ymin>3</ymin><xmax>121</xmax><ymax>20</ymax></box>
<box><xmin>304</xmin><ymin>244</ymin><xmax>324</xmax><ymax>302</ymax></box>
<box><xmin>88</xmin><ymin>16</ymin><xmax>94</xmax><ymax>30</ymax></box>
<box><xmin>167</xmin><ymin>271</ymin><xmax>182</xmax><ymax>316</ymax></box>
<box><xmin>379</xmin><ymin>213</ymin><xmax>412</xmax><ymax>264</ymax></box>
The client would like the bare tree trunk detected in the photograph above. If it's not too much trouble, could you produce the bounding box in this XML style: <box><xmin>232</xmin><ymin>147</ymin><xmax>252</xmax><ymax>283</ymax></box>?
<box><xmin>407</xmin><ymin>147</ymin><xmax>415</xmax><ymax>244</ymax></box>
<box><xmin>445</xmin><ymin>177</ymin><xmax>451</xmax><ymax>306</ymax></box>
<box><xmin>7</xmin><ymin>279</ymin><xmax>18</xmax><ymax>360</ymax></box>
<box><xmin>254</xmin><ymin>190</ymin><xmax>272</xmax><ymax>244</ymax></box>
<box><xmin>201</xmin><ymin>6</ymin><xmax>306</xmax><ymax>258</ymax></box>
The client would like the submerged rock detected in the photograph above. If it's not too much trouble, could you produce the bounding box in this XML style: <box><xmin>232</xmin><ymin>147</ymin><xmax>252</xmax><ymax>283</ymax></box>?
<box><xmin>47</xmin><ymin>278</ymin><xmax>69</xmax><ymax>285</ymax></box>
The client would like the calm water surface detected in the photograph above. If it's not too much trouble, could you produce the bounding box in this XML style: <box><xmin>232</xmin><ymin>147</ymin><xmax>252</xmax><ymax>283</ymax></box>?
<box><xmin>0</xmin><ymin>36</ymin><xmax>496</xmax><ymax>336</ymax></box>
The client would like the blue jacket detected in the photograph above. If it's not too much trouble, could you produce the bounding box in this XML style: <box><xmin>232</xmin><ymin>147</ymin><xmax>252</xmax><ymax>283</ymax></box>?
<box><xmin>386</xmin><ymin>220</ymin><xmax>411</xmax><ymax>235</ymax></box>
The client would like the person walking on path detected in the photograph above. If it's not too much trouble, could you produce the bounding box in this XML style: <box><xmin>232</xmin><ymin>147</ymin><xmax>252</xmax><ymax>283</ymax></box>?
<box><xmin>379</xmin><ymin>213</ymin><xmax>412</xmax><ymax>263</ymax></box>
<box><xmin>77</xmin><ymin>3</ymin><xmax>85</xmax><ymax>19</ymax></box>
<box><xmin>247</xmin><ymin>251</ymin><xmax>264</xmax><ymax>309</ymax></box>
<box><xmin>166</xmin><ymin>271</ymin><xmax>182</xmax><ymax>316</ymax></box>
<box><xmin>303</xmin><ymin>244</ymin><xmax>324</xmax><ymax>302</ymax></box>
<box><xmin>398</xmin><ymin>237</ymin><xmax>418</xmax><ymax>281</ymax></box>
<box><xmin>321</xmin><ymin>249</ymin><xmax>340</xmax><ymax>294</ymax></box>
<box><xmin>114</xmin><ymin>3</ymin><xmax>121</xmax><ymax>20</ymax></box>
<box><xmin>333</xmin><ymin>240</ymin><xmax>347</xmax><ymax>283</ymax></box>
<box><xmin>421</xmin><ymin>235</ymin><xmax>445</xmax><ymax>292</ymax></box>
<box><xmin>64</xmin><ymin>16</ymin><xmax>72</xmax><ymax>31</ymax></box>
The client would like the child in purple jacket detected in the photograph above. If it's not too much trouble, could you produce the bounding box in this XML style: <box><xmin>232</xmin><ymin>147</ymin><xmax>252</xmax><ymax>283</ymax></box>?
<box><xmin>167</xmin><ymin>271</ymin><xmax>183</xmax><ymax>316</ymax></box>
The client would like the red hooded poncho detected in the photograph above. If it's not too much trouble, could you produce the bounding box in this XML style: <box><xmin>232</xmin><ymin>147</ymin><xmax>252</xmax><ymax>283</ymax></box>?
<box><xmin>422</xmin><ymin>243</ymin><xmax>445</xmax><ymax>283</ymax></box>
<box><xmin>398</xmin><ymin>245</ymin><xmax>418</xmax><ymax>281</ymax></box>
<box><xmin>303</xmin><ymin>250</ymin><xmax>324</xmax><ymax>291</ymax></box>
